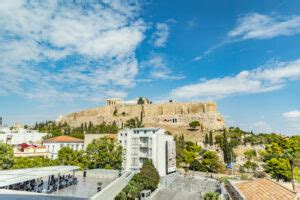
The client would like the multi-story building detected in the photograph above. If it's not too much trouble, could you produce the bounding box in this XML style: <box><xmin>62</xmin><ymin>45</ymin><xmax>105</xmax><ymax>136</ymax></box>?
<box><xmin>0</xmin><ymin>126</ymin><xmax>47</xmax><ymax>145</ymax></box>
<box><xmin>118</xmin><ymin>128</ymin><xmax>176</xmax><ymax>176</ymax></box>
<box><xmin>43</xmin><ymin>135</ymin><xmax>84</xmax><ymax>159</ymax></box>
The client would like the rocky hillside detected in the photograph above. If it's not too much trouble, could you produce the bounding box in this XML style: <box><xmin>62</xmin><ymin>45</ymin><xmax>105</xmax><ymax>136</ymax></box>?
<box><xmin>58</xmin><ymin>102</ymin><xmax>225</xmax><ymax>142</ymax></box>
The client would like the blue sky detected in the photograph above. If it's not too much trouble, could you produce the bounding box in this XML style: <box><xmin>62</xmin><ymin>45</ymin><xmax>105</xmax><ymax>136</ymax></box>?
<box><xmin>0</xmin><ymin>0</ymin><xmax>300</xmax><ymax>135</ymax></box>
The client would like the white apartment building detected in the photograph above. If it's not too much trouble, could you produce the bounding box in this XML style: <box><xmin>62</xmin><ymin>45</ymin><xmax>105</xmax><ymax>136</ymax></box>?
<box><xmin>0</xmin><ymin>126</ymin><xmax>47</xmax><ymax>145</ymax></box>
<box><xmin>43</xmin><ymin>135</ymin><xmax>84</xmax><ymax>159</ymax></box>
<box><xmin>118</xmin><ymin>128</ymin><xmax>176</xmax><ymax>176</ymax></box>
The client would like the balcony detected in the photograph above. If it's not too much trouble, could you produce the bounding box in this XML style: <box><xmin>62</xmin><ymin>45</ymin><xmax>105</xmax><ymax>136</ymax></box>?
<box><xmin>139</xmin><ymin>151</ymin><xmax>152</xmax><ymax>158</ymax></box>
<box><xmin>139</xmin><ymin>142</ymin><xmax>151</xmax><ymax>148</ymax></box>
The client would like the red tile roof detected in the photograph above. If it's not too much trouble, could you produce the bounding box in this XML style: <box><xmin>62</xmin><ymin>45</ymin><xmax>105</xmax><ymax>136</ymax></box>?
<box><xmin>236</xmin><ymin>178</ymin><xmax>298</xmax><ymax>200</ymax></box>
<box><xmin>43</xmin><ymin>135</ymin><xmax>83</xmax><ymax>143</ymax></box>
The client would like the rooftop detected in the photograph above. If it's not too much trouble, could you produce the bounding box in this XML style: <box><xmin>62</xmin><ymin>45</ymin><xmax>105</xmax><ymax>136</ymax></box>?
<box><xmin>235</xmin><ymin>178</ymin><xmax>298</xmax><ymax>200</ymax></box>
<box><xmin>0</xmin><ymin>166</ymin><xmax>79</xmax><ymax>187</ymax></box>
<box><xmin>131</xmin><ymin>128</ymin><xmax>161</xmax><ymax>131</ymax></box>
<box><xmin>43</xmin><ymin>136</ymin><xmax>83</xmax><ymax>143</ymax></box>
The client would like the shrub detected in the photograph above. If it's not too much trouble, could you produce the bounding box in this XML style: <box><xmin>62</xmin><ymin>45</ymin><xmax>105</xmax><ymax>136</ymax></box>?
<box><xmin>204</xmin><ymin>192</ymin><xmax>220</xmax><ymax>200</ymax></box>
<box><xmin>189</xmin><ymin>159</ymin><xmax>208</xmax><ymax>172</ymax></box>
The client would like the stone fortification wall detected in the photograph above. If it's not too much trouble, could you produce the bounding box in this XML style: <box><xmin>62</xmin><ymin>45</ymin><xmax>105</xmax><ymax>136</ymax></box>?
<box><xmin>59</xmin><ymin>102</ymin><xmax>224</xmax><ymax>131</ymax></box>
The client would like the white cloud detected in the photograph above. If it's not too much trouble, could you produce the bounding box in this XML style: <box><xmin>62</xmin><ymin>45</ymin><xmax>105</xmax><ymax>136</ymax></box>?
<box><xmin>283</xmin><ymin>110</ymin><xmax>300</xmax><ymax>132</ymax></box>
<box><xmin>0</xmin><ymin>0</ymin><xmax>145</xmax><ymax>102</ymax></box>
<box><xmin>143</xmin><ymin>55</ymin><xmax>184</xmax><ymax>80</ymax></box>
<box><xmin>283</xmin><ymin>110</ymin><xmax>300</xmax><ymax>119</ymax></box>
<box><xmin>151</xmin><ymin>23</ymin><xmax>170</xmax><ymax>47</ymax></box>
<box><xmin>253</xmin><ymin>121</ymin><xmax>273</xmax><ymax>133</ymax></box>
<box><xmin>194</xmin><ymin>13</ymin><xmax>300</xmax><ymax>61</ymax></box>
<box><xmin>171</xmin><ymin>59</ymin><xmax>300</xmax><ymax>100</ymax></box>
<box><xmin>229</xmin><ymin>13</ymin><xmax>300</xmax><ymax>39</ymax></box>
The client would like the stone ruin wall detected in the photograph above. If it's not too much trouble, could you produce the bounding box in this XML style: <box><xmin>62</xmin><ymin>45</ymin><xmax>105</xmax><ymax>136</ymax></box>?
<box><xmin>59</xmin><ymin>102</ymin><xmax>224</xmax><ymax>131</ymax></box>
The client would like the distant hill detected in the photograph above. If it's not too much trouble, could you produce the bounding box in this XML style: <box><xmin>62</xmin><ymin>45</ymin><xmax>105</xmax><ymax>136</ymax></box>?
<box><xmin>58</xmin><ymin>101</ymin><xmax>225</xmax><ymax>142</ymax></box>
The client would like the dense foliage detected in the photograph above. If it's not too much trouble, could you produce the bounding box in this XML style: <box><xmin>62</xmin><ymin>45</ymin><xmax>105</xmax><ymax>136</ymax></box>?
<box><xmin>12</xmin><ymin>157</ymin><xmax>58</xmax><ymax>169</ymax></box>
<box><xmin>189</xmin><ymin>121</ymin><xmax>200</xmax><ymax>129</ymax></box>
<box><xmin>115</xmin><ymin>160</ymin><xmax>160</xmax><ymax>200</ymax></box>
<box><xmin>175</xmin><ymin>134</ymin><xmax>224</xmax><ymax>173</ymax></box>
<box><xmin>0</xmin><ymin>137</ymin><xmax>122</xmax><ymax>171</ymax></box>
<box><xmin>202</xmin><ymin>151</ymin><xmax>225</xmax><ymax>173</ymax></box>
<box><xmin>263</xmin><ymin>136</ymin><xmax>300</xmax><ymax>185</ymax></box>
<box><xmin>124</xmin><ymin>117</ymin><xmax>144</xmax><ymax>129</ymax></box>
<box><xmin>35</xmin><ymin>121</ymin><xmax>119</xmax><ymax>139</ymax></box>
<box><xmin>204</xmin><ymin>192</ymin><xmax>220</xmax><ymax>200</ymax></box>
<box><xmin>86</xmin><ymin>137</ymin><xmax>123</xmax><ymax>169</ymax></box>
<box><xmin>0</xmin><ymin>143</ymin><xmax>14</xmax><ymax>169</ymax></box>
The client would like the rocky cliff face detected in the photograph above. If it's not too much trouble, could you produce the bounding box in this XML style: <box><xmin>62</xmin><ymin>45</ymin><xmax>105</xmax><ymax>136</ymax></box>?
<box><xmin>58</xmin><ymin>102</ymin><xmax>225</xmax><ymax>133</ymax></box>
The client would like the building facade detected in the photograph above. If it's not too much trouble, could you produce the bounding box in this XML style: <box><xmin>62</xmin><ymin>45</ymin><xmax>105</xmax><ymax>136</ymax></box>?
<box><xmin>14</xmin><ymin>144</ymin><xmax>49</xmax><ymax>158</ymax></box>
<box><xmin>106</xmin><ymin>97</ymin><xmax>150</xmax><ymax>106</ymax></box>
<box><xmin>118</xmin><ymin>128</ymin><xmax>176</xmax><ymax>176</ymax></box>
<box><xmin>43</xmin><ymin>136</ymin><xmax>84</xmax><ymax>159</ymax></box>
<box><xmin>0</xmin><ymin>126</ymin><xmax>47</xmax><ymax>145</ymax></box>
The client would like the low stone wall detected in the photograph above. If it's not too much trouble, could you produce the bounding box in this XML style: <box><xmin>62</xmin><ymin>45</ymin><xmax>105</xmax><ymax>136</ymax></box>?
<box><xmin>226</xmin><ymin>180</ymin><xmax>247</xmax><ymax>200</ymax></box>
<box><xmin>90</xmin><ymin>171</ymin><xmax>136</xmax><ymax>200</ymax></box>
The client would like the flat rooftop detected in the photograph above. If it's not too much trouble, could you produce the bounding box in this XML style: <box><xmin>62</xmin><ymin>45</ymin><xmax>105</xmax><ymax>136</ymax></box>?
<box><xmin>0</xmin><ymin>166</ymin><xmax>79</xmax><ymax>187</ymax></box>
<box><xmin>51</xmin><ymin>176</ymin><xmax>113</xmax><ymax>198</ymax></box>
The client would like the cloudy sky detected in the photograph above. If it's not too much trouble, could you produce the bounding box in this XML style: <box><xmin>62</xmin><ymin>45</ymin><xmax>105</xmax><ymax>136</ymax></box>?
<box><xmin>0</xmin><ymin>0</ymin><xmax>300</xmax><ymax>135</ymax></box>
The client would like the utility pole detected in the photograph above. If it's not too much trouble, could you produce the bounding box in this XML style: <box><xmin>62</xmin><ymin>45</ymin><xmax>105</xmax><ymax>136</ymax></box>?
<box><xmin>231</xmin><ymin>152</ymin><xmax>234</xmax><ymax>175</ymax></box>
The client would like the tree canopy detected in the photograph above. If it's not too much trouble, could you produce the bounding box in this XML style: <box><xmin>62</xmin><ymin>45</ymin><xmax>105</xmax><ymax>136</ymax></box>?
<box><xmin>86</xmin><ymin>137</ymin><xmax>123</xmax><ymax>170</ymax></box>
<box><xmin>0</xmin><ymin>144</ymin><xmax>14</xmax><ymax>169</ymax></box>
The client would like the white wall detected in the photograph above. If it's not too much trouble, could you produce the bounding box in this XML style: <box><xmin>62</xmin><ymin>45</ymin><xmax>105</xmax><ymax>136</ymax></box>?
<box><xmin>0</xmin><ymin>127</ymin><xmax>47</xmax><ymax>145</ymax></box>
<box><xmin>118</xmin><ymin>128</ymin><xmax>176</xmax><ymax>176</ymax></box>
<box><xmin>44</xmin><ymin>142</ymin><xmax>84</xmax><ymax>159</ymax></box>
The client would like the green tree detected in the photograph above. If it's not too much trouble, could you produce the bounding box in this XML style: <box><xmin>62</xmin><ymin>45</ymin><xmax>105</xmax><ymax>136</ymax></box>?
<box><xmin>116</xmin><ymin>161</ymin><xmax>159</xmax><ymax>199</ymax></box>
<box><xmin>183</xmin><ymin>149</ymin><xmax>197</xmax><ymax>164</ymax></box>
<box><xmin>209</xmin><ymin>131</ymin><xmax>213</xmax><ymax>146</ymax></box>
<box><xmin>12</xmin><ymin>157</ymin><xmax>58</xmax><ymax>169</ymax></box>
<box><xmin>189</xmin><ymin>159</ymin><xmax>208</xmax><ymax>172</ymax></box>
<box><xmin>202</xmin><ymin>151</ymin><xmax>224</xmax><ymax>173</ymax></box>
<box><xmin>189</xmin><ymin>121</ymin><xmax>200</xmax><ymax>129</ymax></box>
<box><xmin>243</xmin><ymin>160</ymin><xmax>258</xmax><ymax>172</ymax></box>
<box><xmin>124</xmin><ymin>117</ymin><xmax>143</xmax><ymax>128</ymax></box>
<box><xmin>0</xmin><ymin>143</ymin><xmax>14</xmax><ymax>169</ymax></box>
<box><xmin>284</xmin><ymin>136</ymin><xmax>300</xmax><ymax>190</ymax></box>
<box><xmin>244</xmin><ymin>150</ymin><xmax>257</xmax><ymax>160</ymax></box>
<box><xmin>139</xmin><ymin>160</ymin><xmax>160</xmax><ymax>191</ymax></box>
<box><xmin>221</xmin><ymin>129</ymin><xmax>233</xmax><ymax>164</ymax></box>
<box><xmin>86</xmin><ymin>137</ymin><xmax>123</xmax><ymax>170</ymax></box>
<box><xmin>137</xmin><ymin>97</ymin><xmax>145</xmax><ymax>105</ymax></box>
<box><xmin>214</xmin><ymin>135</ymin><xmax>223</xmax><ymax>146</ymax></box>
<box><xmin>265</xmin><ymin>158</ymin><xmax>291</xmax><ymax>181</ymax></box>
<box><xmin>57</xmin><ymin>147</ymin><xmax>88</xmax><ymax>169</ymax></box>
<box><xmin>204</xmin><ymin>134</ymin><xmax>209</xmax><ymax>145</ymax></box>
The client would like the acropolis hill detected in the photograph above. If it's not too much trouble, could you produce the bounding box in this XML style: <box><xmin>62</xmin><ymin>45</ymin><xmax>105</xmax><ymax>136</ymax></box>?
<box><xmin>58</xmin><ymin>98</ymin><xmax>225</xmax><ymax>141</ymax></box>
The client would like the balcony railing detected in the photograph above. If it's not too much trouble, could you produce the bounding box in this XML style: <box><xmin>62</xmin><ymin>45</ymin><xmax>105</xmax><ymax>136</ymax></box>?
<box><xmin>139</xmin><ymin>142</ymin><xmax>152</xmax><ymax>147</ymax></box>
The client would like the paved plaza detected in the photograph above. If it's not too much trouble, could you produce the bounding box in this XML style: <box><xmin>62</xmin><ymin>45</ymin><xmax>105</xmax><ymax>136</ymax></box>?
<box><xmin>152</xmin><ymin>175</ymin><xmax>220</xmax><ymax>200</ymax></box>
<box><xmin>51</xmin><ymin>176</ymin><xmax>113</xmax><ymax>198</ymax></box>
